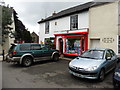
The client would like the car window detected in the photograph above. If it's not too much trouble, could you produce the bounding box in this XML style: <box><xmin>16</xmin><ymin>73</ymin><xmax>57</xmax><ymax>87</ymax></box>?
<box><xmin>40</xmin><ymin>46</ymin><xmax>48</xmax><ymax>50</ymax></box>
<box><xmin>20</xmin><ymin>45</ymin><xmax>30</xmax><ymax>51</ymax></box>
<box><xmin>31</xmin><ymin>45</ymin><xmax>41</xmax><ymax>50</ymax></box>
<box><xmin>105</xmin><ymin>50</ymin><xmax>111</xmax><ymax>59</ymax></box>
<box><xmin>80</xmin><ymin>50</ymin><xmax>104</xmax><ymax>59</ymax></box>
<box><xmin>108</xmin><ymin>49</ymin><xmax>115</xmax><ymax>57</ymax></box>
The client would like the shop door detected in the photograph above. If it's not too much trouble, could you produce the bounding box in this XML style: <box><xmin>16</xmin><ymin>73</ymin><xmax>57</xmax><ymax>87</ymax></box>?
<box><xmin>90</xmin><ymin>39</ymin><xmax>100</xmax><ymax>49</ymax></box>
<box><xmin>59</xmin><ymin>38</ymin><xmax>63</xmax><ymax>54</ymax></box>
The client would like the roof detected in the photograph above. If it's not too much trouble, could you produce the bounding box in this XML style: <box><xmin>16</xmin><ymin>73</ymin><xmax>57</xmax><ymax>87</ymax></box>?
<box><xmin>31</xmin><ymin>32</ymin><xmax>39</xmax><ymax>37</ymax></box>
<box><xmin>38</xmin><ymin>2</ymin><xmax>109</xmax><ymax>24</ymax></box>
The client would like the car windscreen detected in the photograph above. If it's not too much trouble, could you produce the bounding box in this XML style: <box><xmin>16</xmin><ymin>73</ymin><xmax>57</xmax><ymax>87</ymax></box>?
<box><xmin>80</xmin><ymin>50</ymin><xmax>104</xmax><ymax>59</ymax></box>
<box><xmin>8</xmin><ymin>44</ymin><xmax>16</xmax><ymax>53</ymax></box>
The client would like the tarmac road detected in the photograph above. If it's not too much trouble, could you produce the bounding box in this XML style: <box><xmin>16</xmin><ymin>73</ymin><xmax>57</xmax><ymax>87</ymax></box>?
<box><xmin>2</xmin><ymin>59</ymin><xmax>119</xmax><ymax>88</ymax></box>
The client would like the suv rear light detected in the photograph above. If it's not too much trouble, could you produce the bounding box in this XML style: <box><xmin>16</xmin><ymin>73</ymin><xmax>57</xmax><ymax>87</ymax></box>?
<box><xmin>13</xmin><ymin>50</ymin><xmax>17</xmax><ymax>55</ymax></box>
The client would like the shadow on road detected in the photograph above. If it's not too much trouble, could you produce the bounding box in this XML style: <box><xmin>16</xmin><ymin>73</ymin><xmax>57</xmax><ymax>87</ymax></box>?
<box><xmin>3</xmin><ymin>59</ymin><xmax>59</xmax><ymax>68</ymax></box>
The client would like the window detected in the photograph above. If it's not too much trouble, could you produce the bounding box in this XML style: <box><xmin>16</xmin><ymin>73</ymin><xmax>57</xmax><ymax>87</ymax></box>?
<box><xmin>118</xmin><ymin>36</ymin><xmax>120</xmax><ymax>53</ymax></box>
<box><xmin>105</xmin><ymin>51</ymin><xmax>111</xmax><ymax>59</ymax></box>
<box><xmin>45</xmin><ymin>21</ymin><xmax>49</xmax><ymax>34</ymax></box>
<box><xmin>31</xmin><ymin>45</ymin><xmax>41</xmax><ymax>50</ymax></box>
<box><xmin>81</xmin><ymin>50</ymin><xmax>104</xmax><ymax>59</ymax></box>
<box><xmin>20</xmin><ymin>45</ymin><xmax>30</xmax><ymax>51</ymax></box>
<box><xmin>118</xmin><ymin>35</ymin><xmax>120</xmax><ymax>53</ymax></box>
<box><xmin>108</xmin><ymin>49</ymin><xmax>115</xmax><ymax>57</ymax></box>
<box><xmin>66</xmin><ymin>37</ymin><xmax>80</xmax><ymax>55</ymax></box>
<box><xmin>70</xmin><ymin>15</ymin><xmax>78</xmax><ymax>30</ymax></box>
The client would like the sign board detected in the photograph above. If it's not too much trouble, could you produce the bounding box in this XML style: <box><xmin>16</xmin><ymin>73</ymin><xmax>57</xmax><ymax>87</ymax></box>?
<box><xmin>102</xmin><ymin>38</ymin><xmax>114</xmax><ymax>43</ymax></box>
<box><xmin>54</xmin><ymin>28</ymin><xmax>88</xmax><ymax>35</ymax></box>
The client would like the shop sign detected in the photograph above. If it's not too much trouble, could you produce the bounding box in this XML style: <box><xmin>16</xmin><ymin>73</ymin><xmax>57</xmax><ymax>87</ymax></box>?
<box><xmin>102</xmin><ymin>38</ymin><xmax>114</xmax><ymax>43</ymax></box>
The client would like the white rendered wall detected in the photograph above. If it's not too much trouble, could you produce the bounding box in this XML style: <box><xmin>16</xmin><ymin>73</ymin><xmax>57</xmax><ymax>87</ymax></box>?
<box><xmin>39</xmin><ymin>11</ymin><xmax>89</xmax><ymax>44</ymax></box>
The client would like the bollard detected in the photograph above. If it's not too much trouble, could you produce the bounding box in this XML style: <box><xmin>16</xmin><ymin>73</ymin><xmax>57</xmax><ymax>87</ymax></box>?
<box><xmin>2</xmin><ymin>50</ymin><xmax>4</xmax><ymax>61</ymax></box>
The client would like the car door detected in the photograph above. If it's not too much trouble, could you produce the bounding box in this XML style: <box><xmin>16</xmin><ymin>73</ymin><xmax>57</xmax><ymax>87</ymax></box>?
<box><xmin>40</xmin><ymin>47</ymin><xmax>52</xmax><ymax>60</ymax></box>
<box><xmin>105</xmin><ymin>50</ymin><xmax>116</xmax><ymax>72</ymax></box>
<box><xmin>108</xmin><ymin>49</ymin><xmax>117</xmax><ymax>69</ymax></box>
<box><xmin>30</xmin><ymin>44</ymin><xmax>43</xmax><ymax>60</ymax></box>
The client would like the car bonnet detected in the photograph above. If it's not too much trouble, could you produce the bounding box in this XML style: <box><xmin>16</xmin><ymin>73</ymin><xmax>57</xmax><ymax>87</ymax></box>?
<box><xmin>69</xmin><ymin>57</ymin><xmax>105</xmax><ymax>69</ymax></box>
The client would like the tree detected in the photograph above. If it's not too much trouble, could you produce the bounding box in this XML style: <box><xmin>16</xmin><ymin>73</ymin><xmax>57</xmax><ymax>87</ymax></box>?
<box><xmin>45</xmin><ymin>38</ymin><xmax>55</xmax><ymax>49</ymax></box>
<box><xmin>2</xmin><ymin>5</ymin><xmax>13</xmax><ymax>42</ymax></box>
<box><xmin>13</xmin><ymin>9</ymin><xmax>32</xmax><ymax>43</ymax></box>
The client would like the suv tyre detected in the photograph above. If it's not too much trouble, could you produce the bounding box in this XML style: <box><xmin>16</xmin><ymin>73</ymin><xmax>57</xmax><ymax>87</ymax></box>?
<box><xmin>53</xmin><ymin>54</ymin><xmax>59</xmax><ymax>61</ymax></box>
<box><xmin>22</xmin><ymin>56</ymin><xmax>33</xmax><ymax>67</ymax></box>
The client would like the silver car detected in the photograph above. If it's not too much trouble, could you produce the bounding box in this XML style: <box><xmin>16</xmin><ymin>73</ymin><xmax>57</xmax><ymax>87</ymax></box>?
<box><xmin>69</xmin><ymin>48</ymin><xmax>118</xmax><ymax>81</ymax></box>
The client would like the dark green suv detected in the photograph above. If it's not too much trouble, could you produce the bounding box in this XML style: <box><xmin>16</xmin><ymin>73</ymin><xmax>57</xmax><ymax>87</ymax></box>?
<box><xmin>6</xmin><ymin>43</ymin><xmax>60</xmax><ymax>67</ymax></box>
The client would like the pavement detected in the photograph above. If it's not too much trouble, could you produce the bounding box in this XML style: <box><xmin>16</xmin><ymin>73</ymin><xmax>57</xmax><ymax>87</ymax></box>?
<box><xmin>0</xmin><ymin>55</ymin><xmax>2</xmax><ymax>62</ymax></box>
<box><xmin>60</xmin><ymin>57</ymin><xmax>72</xmax><ymax>61</ymax></box>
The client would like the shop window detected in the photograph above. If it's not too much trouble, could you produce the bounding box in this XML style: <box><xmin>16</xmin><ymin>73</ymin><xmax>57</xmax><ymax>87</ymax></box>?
<box><xmin>70</xmin><ymin>15</ymin><xmax>78</xmax><ymax>30</ymax></box>
<box><xmin>118</xmin><ymin>36</ymin><xmax>120</xmax><ymax>53</ymax></box>
<box><xmin>45</xmin><ymin>21</ymin><xmax>49</xmax><ymax>34</ymax></box>
<box><xmin>66</xmin><ymin>37</ymin><xmax>81</xmax><ymax>55</ymax></box>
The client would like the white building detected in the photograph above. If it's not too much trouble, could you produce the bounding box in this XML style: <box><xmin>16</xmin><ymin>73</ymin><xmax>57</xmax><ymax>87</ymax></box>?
<box><xmin>38</xmin><ymin>1</ymin><xmax>120</xmax><ymax>56</ymax></box>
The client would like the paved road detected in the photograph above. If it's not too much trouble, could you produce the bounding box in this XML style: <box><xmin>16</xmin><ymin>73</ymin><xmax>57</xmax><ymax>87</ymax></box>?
<box><xmin>2</xmin><ymin>59</ymin><xmax>119</xmax><ymax>88</ymax></box>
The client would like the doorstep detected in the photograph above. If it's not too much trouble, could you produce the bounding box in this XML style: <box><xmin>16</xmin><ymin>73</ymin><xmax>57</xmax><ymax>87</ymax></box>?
<box><xmin>59</xmin><ymin>55</ymin><xmax>72</xmax><ymax>61</ymax></box>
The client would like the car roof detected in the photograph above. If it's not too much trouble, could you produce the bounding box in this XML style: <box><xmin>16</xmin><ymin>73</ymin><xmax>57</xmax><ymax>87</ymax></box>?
<box><xmin>88</xmin><ymin>48</ymin><xmax>110</xmax><ymax>51</ymax></box>
<box><xmin>11</xmin><ymin>43</ymin><xmax>41</xmax><ymax>46</ymax></box>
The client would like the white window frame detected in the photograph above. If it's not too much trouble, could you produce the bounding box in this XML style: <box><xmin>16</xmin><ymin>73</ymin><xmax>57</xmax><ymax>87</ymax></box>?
<box><xmin>45</xmin><ymin>21</ymin><xmax>49</xmax><ymax>34</ymax></box>
<box><xmin>70</xmin><ymin>15</ymin><xmax>78</xmax><ymax>30</ymax></box>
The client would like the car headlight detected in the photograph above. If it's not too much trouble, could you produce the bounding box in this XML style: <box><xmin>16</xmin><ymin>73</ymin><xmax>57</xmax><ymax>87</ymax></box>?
<box><xmin>114</xmin><ymin>72</ymin><xmax>120</xmax><ymax>77</ymax></box>
<box><xmin>84</xmin><ymin>66</ymin><xmax>98</xmax><ymax>71</ymax></box>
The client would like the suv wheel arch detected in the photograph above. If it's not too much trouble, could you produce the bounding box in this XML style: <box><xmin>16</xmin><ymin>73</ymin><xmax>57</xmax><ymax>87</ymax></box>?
<box><xmin>22</xmin><ymin>56</ymin><xmax>33</xmax><ymax>67</ymax></box>
<box><xmin>52</xmin><ymin>53</ymin><xmax>59</xmax><ymax>61</ymax></box>
<box><xmin>20</xmin><ymin>54</ymin><xmax>34</xmax><ymax>64</ymax></box>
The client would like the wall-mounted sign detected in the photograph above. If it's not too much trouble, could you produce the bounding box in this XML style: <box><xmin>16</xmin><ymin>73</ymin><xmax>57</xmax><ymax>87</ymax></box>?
<box><xmin>102</xmin><ymin>38</ymin><xmax>114</xmax><ymax>43</ymax></box>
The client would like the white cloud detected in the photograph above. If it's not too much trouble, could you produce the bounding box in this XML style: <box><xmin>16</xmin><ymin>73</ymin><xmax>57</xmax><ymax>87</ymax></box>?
<box><xmin>4</xmin><ymin>0</ymin><xmax>92</xmax><ymax>34</ymax></box>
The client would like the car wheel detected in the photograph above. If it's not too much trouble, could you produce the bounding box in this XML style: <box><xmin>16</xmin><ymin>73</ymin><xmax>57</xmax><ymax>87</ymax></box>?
<box><xmin>53</xmin><ymin>54</ymin><xmax>59</xmax><ymax>61</ymax></box>
<box><xmin>22</xmin><ymin>57</ymin><xmax>33</xmax><ymax>67</ymax></box>
<box><xmin>113</xmin><ymin>84</ymin><xmax>119</xmax><ymax>88</ymax></box>
<box><xmin>113</xmin><ymin>79</ymin><xmax>119</xmax><ymax>88</ymax></box>
<box><xmin>98</xmin><ymin>69</ymin><xmax>105</xmax><ymax>82</ymax></box>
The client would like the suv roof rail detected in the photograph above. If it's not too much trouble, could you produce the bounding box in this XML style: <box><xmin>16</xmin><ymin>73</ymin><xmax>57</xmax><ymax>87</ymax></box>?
<box><xmin>11</xmin><ymin>43</ymin><xmax>18</xmax><ymax>45</ymax></box>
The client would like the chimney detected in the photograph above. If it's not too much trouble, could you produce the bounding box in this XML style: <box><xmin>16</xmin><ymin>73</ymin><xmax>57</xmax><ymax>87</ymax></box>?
<box><xmin>41</xmin><ymin>18</ymin><xmax>44</xmax><ymax>21</ymax></box>
<box><xmin>52</xmin><ymin>11</ymin><xmax>56</xmax><ymax>16</ymax></box>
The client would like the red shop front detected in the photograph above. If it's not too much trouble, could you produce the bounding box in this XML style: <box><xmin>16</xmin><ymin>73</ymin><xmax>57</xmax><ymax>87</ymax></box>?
<box><xmin>54</xmin><ymin>29</ymin><xmax>88</xmax><ymax>56</ymax></box>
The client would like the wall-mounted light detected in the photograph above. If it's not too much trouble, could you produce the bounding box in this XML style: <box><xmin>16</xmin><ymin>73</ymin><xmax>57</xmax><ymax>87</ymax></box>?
<box><xmin>55</xmin><ymin>22</ymin><xmax>57</xmax><ymax>25</ymax></box>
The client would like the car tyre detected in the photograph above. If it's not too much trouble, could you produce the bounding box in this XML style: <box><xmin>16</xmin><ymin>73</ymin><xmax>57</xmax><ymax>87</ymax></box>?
<box><xmin>98</xmin><ymin>69</ymin><xmax>105</xmax><ymax>82</ymax></box>
<box><xmin>22</xmin><ymin>57</ymin><xmax>33</xmax><ymax>67</ymax></box>
<box><xmin>53</xmin><ymin>54</ymin><xmax>59</xmax><ymax>61</ymax></box>
<box><xmin>113</xmin><ymin>79</ymin><xmax>119</xmax><ymax>88</ymax></box>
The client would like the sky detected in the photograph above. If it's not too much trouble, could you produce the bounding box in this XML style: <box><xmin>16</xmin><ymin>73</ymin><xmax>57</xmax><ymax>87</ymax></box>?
<box><xmin>3</xmin><ymin>0</ymin><xmax>93</xmax><ymax>35</ymax></box>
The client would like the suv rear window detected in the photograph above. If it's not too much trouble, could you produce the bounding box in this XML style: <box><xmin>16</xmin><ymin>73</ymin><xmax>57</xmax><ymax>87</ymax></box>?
<box><xmin>9</xmin><ymin>44</ymin><xmax>16</xmax><ymax>53</ymax></box>
<box><xmin>20</xmin><ymin>45</ymin><xmax>30</xmax><ymax>50</ymax></box>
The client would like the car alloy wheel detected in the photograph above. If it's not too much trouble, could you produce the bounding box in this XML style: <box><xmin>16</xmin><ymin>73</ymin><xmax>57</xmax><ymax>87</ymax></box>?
<box><xmin>99</xmin><ymin>69</ymin><xmax>105</xmax><ymax>81</ymax></box>
<box><xmin>22</xmin><ymin>57</ymin><xmax>32</xmax><ymax>67</ymax></box>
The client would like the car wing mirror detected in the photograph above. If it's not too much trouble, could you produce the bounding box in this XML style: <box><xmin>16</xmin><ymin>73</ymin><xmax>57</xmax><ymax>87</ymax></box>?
<box><xmin>106</xmin><ymin>56</ymin><xmax>111</xmax><ymax>60</ymax></box>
